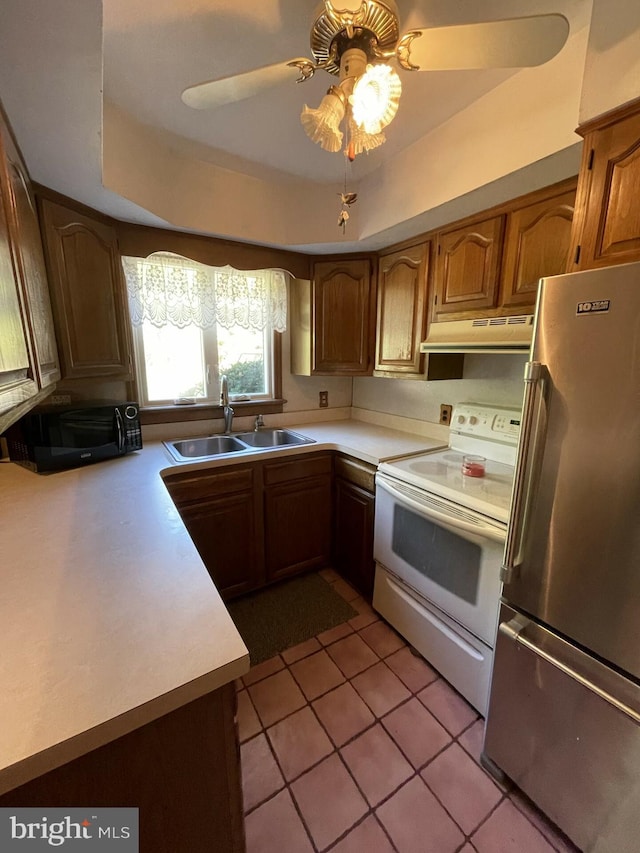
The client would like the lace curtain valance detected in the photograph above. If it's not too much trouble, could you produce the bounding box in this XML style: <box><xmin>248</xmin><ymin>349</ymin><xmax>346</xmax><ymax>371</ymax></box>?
<box><xmin>122</xmin><ymin>253</ymin><xmax>287</xmax><ymax>332</ymax></box>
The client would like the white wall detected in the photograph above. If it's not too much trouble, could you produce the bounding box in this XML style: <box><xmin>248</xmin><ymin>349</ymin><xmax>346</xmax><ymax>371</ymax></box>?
<box><xmin>580</xmin><ymin>0</ymin><xmax>640</xmax><ymax>122</ymax></box>
<box><xmin>279</xmin><ymin>319</ymin><xmax>353</xmax><ymax>415</ymax></box>
<box><xmin>352</xmin><ymin>355</ymin><xmax>527</xmax><ymax>424</ymax></box>
<box><xmin>358</xmin><ymin>15</ymin><xmax>590</xmax><ymax>241</ymax></box>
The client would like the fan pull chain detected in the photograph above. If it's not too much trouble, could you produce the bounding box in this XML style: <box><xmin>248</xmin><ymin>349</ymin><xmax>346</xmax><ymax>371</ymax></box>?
<box><xmin>338</xmin><ymin>150</ymin><xmax>357</xmax><ymax>233</ymax></box>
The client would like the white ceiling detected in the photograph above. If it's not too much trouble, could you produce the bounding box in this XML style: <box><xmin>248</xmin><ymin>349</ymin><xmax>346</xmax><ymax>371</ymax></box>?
<box><xmin>0</xmin><ymin>0</ymin><xmax>591</xmax><ymax>252</ymax></box>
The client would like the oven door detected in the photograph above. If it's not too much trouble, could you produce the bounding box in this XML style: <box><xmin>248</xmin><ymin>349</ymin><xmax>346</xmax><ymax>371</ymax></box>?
<box><xmin>373</xmin><ymin>472</ymin><xmax>506</xmax><ymax>645</ymax></box>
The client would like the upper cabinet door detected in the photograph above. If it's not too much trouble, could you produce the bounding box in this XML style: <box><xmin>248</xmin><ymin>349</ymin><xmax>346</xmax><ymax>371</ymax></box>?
<box><xmin>501</xmin><ymin>185</ymin><xmax>576</xmax><ymax>309</ymax></box>
<box><xmin>39</xmin><ymin>198</ymin><xmax>133</xmax><ymax>380</ymax></box>
<box><xmin>0</xmin><ymin>119</ymin><xmax>60</xmax><ymax>389</ymax></box>
<box><xmin>570</xmin><ymin>101</ymin><xmax>640</xmax><ymax>270</ymax></box>
<box><xmin>313</xmin><ymin>258</ymin><xmax>374</xmax><ymax>374</ymax></box>
<box><xmin>433</xmin><ymin>215</ymin><xmax>505</xmax><ymax>319</ymax></box>
<box><xmin>0</xmin><ymin>160</ymin><xmax>36</xmax><ymax>416</ymax></box>
<box><xmin>375</xmin><ymin>243</ymin><xmax>428</xmax><ymax>376</ymax></box>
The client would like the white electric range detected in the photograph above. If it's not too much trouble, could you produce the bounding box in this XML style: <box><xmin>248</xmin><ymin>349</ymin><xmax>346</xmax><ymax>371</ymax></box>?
<box><xmin>373</xmin><ymin>403</ymin><xmax>521</xmax><ymax>713</ymax></box>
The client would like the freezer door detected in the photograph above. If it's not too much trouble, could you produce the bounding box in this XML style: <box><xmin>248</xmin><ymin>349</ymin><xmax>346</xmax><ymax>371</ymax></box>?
<box><xmin>503</xmin><ymin>261</ymin><xmax>640</xmax><ymax>680</ymax></box>
<box><xmin>484</xmin><ymin>605</ymin><xmax>640</xmax><ymax>853</ymax></box>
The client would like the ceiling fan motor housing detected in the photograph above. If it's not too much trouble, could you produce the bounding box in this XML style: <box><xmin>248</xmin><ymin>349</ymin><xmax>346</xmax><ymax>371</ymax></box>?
<box><xmin>311</xmin><ymin>0</ymin><xmax>400</xmax><ymax>74</ymax></box>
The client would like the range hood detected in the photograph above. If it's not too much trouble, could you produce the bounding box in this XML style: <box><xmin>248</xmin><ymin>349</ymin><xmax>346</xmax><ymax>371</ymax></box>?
<box><xmin>420</xmin><ymin>315</ymin><xmax>534</xmax><ymax>354</ymax></box>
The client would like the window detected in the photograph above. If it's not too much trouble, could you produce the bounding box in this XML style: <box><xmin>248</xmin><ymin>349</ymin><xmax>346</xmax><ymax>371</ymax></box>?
<box><xmin>122</xmin><ymin>253</ymin><xmax>287</xmax><ymax>407</ymax></box>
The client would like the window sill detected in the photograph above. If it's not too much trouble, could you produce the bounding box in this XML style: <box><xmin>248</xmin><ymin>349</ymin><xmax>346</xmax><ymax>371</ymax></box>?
<box><xmin>139</xmin><ymin>399</ymin><xmax>286</xmax><ymax>426</ymax></box>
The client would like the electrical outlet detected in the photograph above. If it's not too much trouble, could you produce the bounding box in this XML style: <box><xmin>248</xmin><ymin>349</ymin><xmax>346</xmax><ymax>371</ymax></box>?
<box><xmin>439</xmin><ymin>404</ymin><xmax>453</xmax><ymax>425</ymax></box>
<box><xmin>319</xmin><ymin>391</ymin><xmax>328</xmax><ymax>408</ymax></box>
<box><xmin>50</xmin><ymin>394</ymin><xmax>72</xmax><ymax>406</ymax></box>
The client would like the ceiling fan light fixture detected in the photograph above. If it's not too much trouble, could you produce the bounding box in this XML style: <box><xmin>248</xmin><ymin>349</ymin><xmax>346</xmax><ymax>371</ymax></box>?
<box><xmin>349</xmin><ymin>62</ymin><xmax>402</xmax><ymax>134</ymax></box>
<box><xmin>300</xmin><ymin>86</ymin><xmax>346</xmax><ymax>152</ymax></box>
<box><xmin>347</xmin><ymin>116</ymin><xmax>386</xmax><ymax>157</ymax></box>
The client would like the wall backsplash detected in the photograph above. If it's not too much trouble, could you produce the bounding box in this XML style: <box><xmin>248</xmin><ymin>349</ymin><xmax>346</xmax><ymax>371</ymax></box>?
<box><xmin>352</xmin><ymin>355</ymin><xmax>528</xmax><ymax>424</ymax></box>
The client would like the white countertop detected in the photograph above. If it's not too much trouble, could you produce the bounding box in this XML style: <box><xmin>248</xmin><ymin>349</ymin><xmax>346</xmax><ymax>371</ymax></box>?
<box><xmin>0</xmin><ymin>416</ymin><xmax>444</xmax><ymax>795</ymax></box>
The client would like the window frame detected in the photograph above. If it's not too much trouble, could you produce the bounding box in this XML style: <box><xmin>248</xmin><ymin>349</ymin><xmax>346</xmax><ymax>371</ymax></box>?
<box><xmin>134</xmin><ymin>331</ymin><xmax>284</xmax><ymax>426</ymax></box>
<box><xmin>131</xmin><ymin>318</ymin><xmax>275</xmax><ymax>407</ymax></box>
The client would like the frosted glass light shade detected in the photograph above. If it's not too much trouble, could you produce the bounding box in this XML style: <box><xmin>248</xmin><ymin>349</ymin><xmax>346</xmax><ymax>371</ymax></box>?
<box><xmin>348</xmin><ymin>117</ymin><xmax>386</xmax><ymax>156</ymax></box>
<box><xmin>350</xmin><ymin>63</ymin><xmax>402</xmax><ymax>134</ymax></box>
<box><xmin>300</xmin><ymin>89</ymin><xmax>345</xmax><ymax>152</ymax></box>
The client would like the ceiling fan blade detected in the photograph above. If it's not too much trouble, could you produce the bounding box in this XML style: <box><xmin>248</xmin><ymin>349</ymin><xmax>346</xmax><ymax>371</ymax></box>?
<box><xmin>181</xmin><ymin>58</ymin><xmax>313</xmax><ymax>110</ymax></box>
<box><xmin>398</xmin><ymin>14</ymin><xmax>570</xmax><ymax>72</ymax></box>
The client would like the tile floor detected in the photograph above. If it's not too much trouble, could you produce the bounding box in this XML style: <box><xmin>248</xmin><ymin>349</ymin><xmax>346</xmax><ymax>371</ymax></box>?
<box><xmin>237</xmin><ymin>569</ymin><xmax>580</xmax><ymax>853</ymax></box>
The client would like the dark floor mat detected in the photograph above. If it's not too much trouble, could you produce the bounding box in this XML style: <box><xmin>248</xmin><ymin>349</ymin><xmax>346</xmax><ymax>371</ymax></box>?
<box><xmin>228</xmin><ymin>573</ymin><xmax>357</xmax><ymax>665</ymax></box>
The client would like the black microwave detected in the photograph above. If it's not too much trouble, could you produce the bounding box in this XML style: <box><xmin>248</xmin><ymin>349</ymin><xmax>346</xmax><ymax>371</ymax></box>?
<box><xmin>5</xmin><ymin>401</ymin><xmax>143</xmax><ymax>473</ymax></box>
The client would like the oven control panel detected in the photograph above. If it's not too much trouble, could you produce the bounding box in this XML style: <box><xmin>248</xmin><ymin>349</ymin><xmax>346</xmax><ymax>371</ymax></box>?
<box><xmin>451</xmin><ymin>404</ymin><xmax>521</xmax><ymax>445</ymax></box>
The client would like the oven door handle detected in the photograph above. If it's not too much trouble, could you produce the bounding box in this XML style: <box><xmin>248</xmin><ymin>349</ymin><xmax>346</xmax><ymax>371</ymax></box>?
<box><xmin>377</xmin><ymin>477</ymin><xmax>505</xmax><ymax>544</ymax></box>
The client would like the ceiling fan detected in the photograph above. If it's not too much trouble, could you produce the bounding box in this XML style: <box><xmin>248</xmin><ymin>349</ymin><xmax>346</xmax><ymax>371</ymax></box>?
<box><xmin>181</xmin><ymin>0</ymin><xmax>569</xmax><ymax>159</ymax></box>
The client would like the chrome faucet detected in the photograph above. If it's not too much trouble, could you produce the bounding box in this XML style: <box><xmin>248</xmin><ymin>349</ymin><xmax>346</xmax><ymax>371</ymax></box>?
<box><xmin>254</xmin><ymin>414</ymin><xmax>264</xmax><ymax>431</ymax></box>
<box><xmin>220</xmin><ymin>375</ymin><xmax>234</xmax><ymax>434</ymax></box>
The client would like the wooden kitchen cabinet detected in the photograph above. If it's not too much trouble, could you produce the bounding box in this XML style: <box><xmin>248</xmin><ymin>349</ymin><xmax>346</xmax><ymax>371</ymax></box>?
<box><xmin>165</xmin><ymin>453</ymin><xmax>333</xmax><ymax>598</ymax></box>
<box><xmin>0</xmin><ymin>152</ymin><xmax>36</xmax><ymax>420</ymax></box>
<box><xmin>0</xmin><ymin>105</ymin><xmax>61</xmax><ymax>428</ymax></box>
<box><xmin>0</xmin><ymin>684</ymin><xmax>245</xmax><ymax>853</ymax></box>
<box><xmin>429</xmin><ymin>179</ymin><xmax>576</xmax><ymax>323</ymax></box>
<box><xmin>164</xmin><ymin>465</ymin><xmax>264</xmax><ymax>599</ymax></box>
<box><xmin>375</xmin><ymin>243</ymin><xmax>429</xmax><ymax>377</ymax></box>
<box><xmin>0</xmin><ymin>115</ymin><xmax>60</xmax><ymax>392</ymax></box>
<box><xmin>39</xmin><ymin>196</ymin><xmax>133</xmax><ymax>380</ymax></box>
<box><xmin>333</xmin><ymin>453</ymin><xmax>376</xmax><ymax>600</ymax></box>
<box><xmin>432</xmin><ymin>215</ymin><xmax>505</xmax><ymax>319</ymax></box>
<box><xmin>264</xmin><ymin>453</ymin><xmax>333</xmax><ymax>581</ymax></box>
<box><xmin>290</xmin><ymin>257</ymin><xmax>376</xmax><ymax>375</ymax></box>
<box><xmin>569</xmin><ymin>98</ymin><xmax>640</xmax><ymax>271</ymax></box>
<box><xmin>375</xmin><ymin>241</ymin><xmax>463</xmax><ymax>380</ymax></box>
<box><xmin>501</xmin><ymin>180</ymin><xmax>576</xmax><ymax>308</ymax></box>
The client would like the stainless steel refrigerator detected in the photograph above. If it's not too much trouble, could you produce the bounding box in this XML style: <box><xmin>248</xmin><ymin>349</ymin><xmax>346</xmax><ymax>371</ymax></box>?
<box><xmin>483</xmin><ymin>261</ymin><xmax>640</xmax><ymax>853</ymax></box>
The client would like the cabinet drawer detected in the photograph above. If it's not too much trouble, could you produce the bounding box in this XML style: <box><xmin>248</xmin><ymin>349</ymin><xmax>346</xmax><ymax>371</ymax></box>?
<box><xmin>164</xmin><ymin>466</ymin><xmax>254</xmax><ymax>505</ymax></box>
<box><xmin>334</xmin><ymin>454</ymin><xmax>376</xmax><ymax>493</ymax></box>
<box><xmin>263</xmin><ymin>453</ymin><xmax>332</xmax><ymax>486</ymax></box>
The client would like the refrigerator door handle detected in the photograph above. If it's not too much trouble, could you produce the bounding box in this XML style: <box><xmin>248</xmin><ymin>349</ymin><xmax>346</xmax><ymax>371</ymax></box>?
<box><xmin>501</xmin><ymin>360</ymin><xmax>547</xmax><ymax>584</ymax></box>
<box><xmin>499</xmin><ymin>615</ymin><xmax>640</xmax><ymax>723</ymax></box>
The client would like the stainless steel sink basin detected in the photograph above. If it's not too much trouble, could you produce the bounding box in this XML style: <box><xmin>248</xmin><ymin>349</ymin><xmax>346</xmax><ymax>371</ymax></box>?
<box><xmin>166</xmin><ymin>435</ymin><xmax>246</xmax><ymax>461</ymax></box>
<box><xmin>233</xmin><ymin>429</ymin><xmax>315</xmax><ymax>448</ymax></box>
<box><xmin>164</xmin><ymin>428</ymin><xmax>314</xmax><ymax>462</ymax></box>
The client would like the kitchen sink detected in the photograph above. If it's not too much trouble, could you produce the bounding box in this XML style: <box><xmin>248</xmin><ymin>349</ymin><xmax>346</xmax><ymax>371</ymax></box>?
<box><xmin>233</xmin><ymin>429</ymin><xmax>315</xmax><ymax>448</ymax></box>
<box><xmin>164</xmin><ymin>428</ymin><xmax>314</xmax><ymax>462</ymax></box>
<box><xmin>166</xmin><ymin>435</ymin><xmax>247</xmax><ymax>460</ymax></box>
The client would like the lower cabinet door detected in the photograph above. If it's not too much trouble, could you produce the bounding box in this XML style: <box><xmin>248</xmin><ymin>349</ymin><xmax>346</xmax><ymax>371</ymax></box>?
<box><xmin>264</xmin><ymin>474</ymin><xmax>332</xmax><ymax>581</ymax></box>
<box><xmin>334</xmin><ymin>478</ymin><xmax>375</xmax><ymax>600</ymax></box>
<box><xmin>179</xmin><ymin>492</ymin><xmax>263</xmax><ymax>599</ymax></box>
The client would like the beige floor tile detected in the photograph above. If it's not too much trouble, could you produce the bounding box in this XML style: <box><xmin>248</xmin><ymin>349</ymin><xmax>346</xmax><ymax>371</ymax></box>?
<box><xmin>417</xmin><ymin>678</ymin><xmax>478</xmax><ymax>736</ymax></box>
<box><xmin>267</xmin><ymin>706</ymin><xmax>333</xmax><ymax>781</ymax></box>
<box><xmin>242</xmin><ymin>655</ymin><xmax>285</xmax><ymax>687</ymax></box>
<box><xmin>237</xmin><ymin>688</ymin><xmax>262</xmax><ymax>743</ymax></box>
<box><xmin>326</xmin><ymin>633</ymin><xmax>379</xmax><ymax>678</ymax></box>
<box><xmin>312</xmin><ymin>681</ymin><xmax>375</xmax><ymax>747</ymax></box>
<box><xmin>330</xmin><ymin>815</ymin><xmax>395</xmax><ymax>853</ymax></box>
<box><xmin>291</xmin><ymin>754</ymin><xmax>368</xmax><ymax>851</ymax></box>
<box><xmin>382</xmin><ymin>697</ymin><xmax>451</xmax><ymax>769</ymax></box>
<box><xmin>473</xmin><ymin>799</ymin><xmax>557</xmax><ymax>853</ymax></box>
<box><xmin>351</xmin><ymin>661</ymin><xmax>411</xmax><ymax>717</ymax></box>
<box><xmin>358</xmin><ymin>620</ymin><xmax>405</xmax><ymax>658</ymax></box>
<box><xmin>244</xmin><ymin>789</ymin><xmax>314</xmax><ymax>853</ymax></box>
<box><xmin>421</xmin><ymin>743</ymin><xmax>502</xmax><ymax>834</ymax></box>
<box><xmin>385</xmin><ymin>646</ymin><xmax>439</xmax><ymax>693</ymax></box>
<box><xmin>248</xmin><ymin>668</ymin><xmax>306</xmax><ymax>728</ymax></box>
<box><xmin>290</xmin><ymin>649</ymin><xmax>345</xmax><ymax>700</ymax></box>
<box><xmin>240</xmin><ymin>733</ymin><xmax>285</xmax><ymax>812</ymax></box>
<box><xmin>376</xmin><ymin>776</ymin><xmax>464</xmax><ymax>853</ymax></box>
<box><xmin>341</xmin><ymin>724</ymin><xmax>413</xmax><ymax>806</ymax></box>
